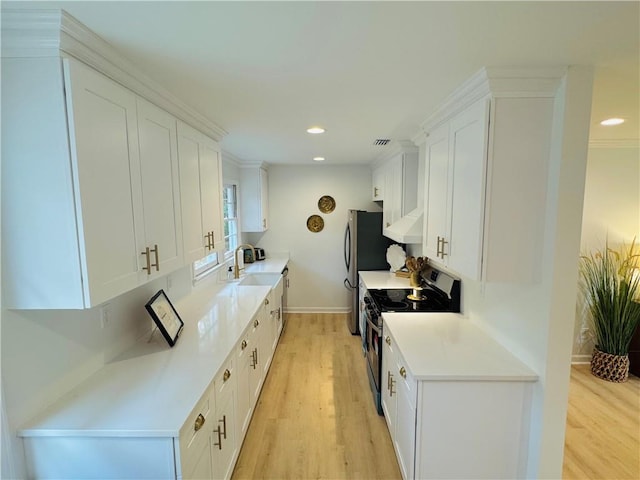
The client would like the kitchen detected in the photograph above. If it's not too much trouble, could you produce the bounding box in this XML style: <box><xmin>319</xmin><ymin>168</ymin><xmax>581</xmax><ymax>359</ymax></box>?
<box><xmin>2</xmin><ymin>2</ymin><xmax>639</xmax><ymax>480</ymax></box>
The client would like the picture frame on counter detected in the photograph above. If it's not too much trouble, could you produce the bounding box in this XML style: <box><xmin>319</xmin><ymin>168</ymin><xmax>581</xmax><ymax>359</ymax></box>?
<box><xmin>145</xmin><ymin>289</ymin><xmax>184</xmax><ymax>347</ymax></box>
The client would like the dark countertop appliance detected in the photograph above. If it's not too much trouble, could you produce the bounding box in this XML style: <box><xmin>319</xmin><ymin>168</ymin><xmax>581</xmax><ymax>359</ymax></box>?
<box><xmin>363</xmin><ymin>265</ymin><xmax>461</xmax><ymax>414</ymax></box>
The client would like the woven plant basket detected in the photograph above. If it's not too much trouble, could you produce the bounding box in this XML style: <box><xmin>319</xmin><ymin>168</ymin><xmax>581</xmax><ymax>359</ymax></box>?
<box><xmin>590</xmin><ymin>347</ymin><xmax>630</xmax><ymax>383</ymax></box>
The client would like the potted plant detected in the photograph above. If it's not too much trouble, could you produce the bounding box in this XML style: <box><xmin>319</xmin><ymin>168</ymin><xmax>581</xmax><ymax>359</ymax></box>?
<box><xmin>580</xmin><ymin>239</ymin><xmax>640</xmax><ymax>382</ymax></box>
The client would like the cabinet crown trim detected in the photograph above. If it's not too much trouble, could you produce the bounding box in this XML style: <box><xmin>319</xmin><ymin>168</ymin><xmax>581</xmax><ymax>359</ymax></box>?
<box><xmin>1</xmin><ymin>8</ymin><xmax>227</xmax><ymax>142</ymax></box>
<box><xmin>418</xmin><ymin>66</ymin><xmax>567</xmax><ymax>134</ymax></box>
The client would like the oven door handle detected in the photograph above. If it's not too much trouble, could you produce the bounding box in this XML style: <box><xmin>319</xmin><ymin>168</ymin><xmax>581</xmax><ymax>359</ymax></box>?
<box><xmin>366</xmin><ymin>315</ymin><xmax>381</xmax><ymax>335</ymax></box>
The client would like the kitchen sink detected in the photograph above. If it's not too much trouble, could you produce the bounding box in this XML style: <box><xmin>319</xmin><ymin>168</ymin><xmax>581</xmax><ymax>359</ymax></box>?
<box><xmin>237</xmin><ymin>273</ymin><xmax>281</xmax><ymax>287</ymax></box>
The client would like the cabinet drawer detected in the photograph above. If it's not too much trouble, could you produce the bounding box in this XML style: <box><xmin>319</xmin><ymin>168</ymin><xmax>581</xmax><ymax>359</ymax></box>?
<box><xmin>215</xmin><ymin>356</ymin><xmax>235</xmax><ymax>398</ymax></box>
<box><xmin>179</xmin><ymin>386</ymin><xmax>213</xmax><ymax>473</ymax></box>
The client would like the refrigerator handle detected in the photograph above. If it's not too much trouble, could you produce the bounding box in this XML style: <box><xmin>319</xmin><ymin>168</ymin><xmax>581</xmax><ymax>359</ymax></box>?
<box><xmin>344</xmin><ymin>223</ymin><xmax>351</xmax><ymax>271</ymax></box>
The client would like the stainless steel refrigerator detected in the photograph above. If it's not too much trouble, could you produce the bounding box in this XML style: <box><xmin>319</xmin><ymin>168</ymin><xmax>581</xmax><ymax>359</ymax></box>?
<box><xmin>343</xmin><ymin>210</ymin><xmax>394</xmax><ymax>334</ymax></box>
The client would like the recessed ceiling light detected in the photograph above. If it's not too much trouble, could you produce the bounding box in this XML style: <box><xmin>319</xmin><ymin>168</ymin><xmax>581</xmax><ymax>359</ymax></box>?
<box><xmin>600</xmin><ymin>118</ymin><xmax>625</xmax><ymax>126</ymax></box>
<box><xmin>313</xmin><ymin>156</ymin><xmax>325</xmax><ymax>162</ymax></box>
<box><xmin>307</xmin><ymin>127</ymin><xmax>326</xmax><ymax>134</ymax></box>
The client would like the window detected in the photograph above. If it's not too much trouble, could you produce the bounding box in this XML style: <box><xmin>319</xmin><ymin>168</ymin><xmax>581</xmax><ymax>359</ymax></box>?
<box><xmin>223</xmin><ymin>183</ymin><xmax>238</xmax><ymax>256</ymax></box>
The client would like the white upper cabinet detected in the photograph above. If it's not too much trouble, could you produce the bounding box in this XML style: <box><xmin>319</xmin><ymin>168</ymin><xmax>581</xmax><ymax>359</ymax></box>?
<box><xmin>420</xmin><ymin>68</ymin><xmax>561</xmax><ymax>282</ymax></box>
<box><xmin>177</xmin><ymin>122</ymin><xmax>224</xmax><ymax>263</ymax></box>
<box><xmin>372</xmin><ymin>164</ymin><xmax>386</xmax><ymax>201</ymax></box>
<box><xmin>374</xmin><ymin>142</ymin><xmax>419</xmax><ymax>233</ymax></box>
<box><xmin>64</xmin><ymin>58</ymin><xmax>146</xmax><ymax>306</ymax></box>
<box><xmin>2</xmin><ymin>56</ymin><xmax>165</xmax><ymax>308</ymax></box>
<box><xmin>2</xmin><ymin>9</ymin><xmax>226</xmax><ymax>308</ymax></box>
<box><xmin>240</xmin><ymin>167</ymin><xmax>269</xmax><ymax>232</ymax></box>
<box><xmin>136</xmin><ymin>97</ymin><xmax>184</xmax><ymax>279</ymax></box>
<box><xmin>423</xmin><ymin>98</ymin><xmax>489</xmax><ymax>279</ymax></box>
<box><xmin>423</xmin><ymin>123</ymin><xmax>450</xmax><ymax>262</ymax></box>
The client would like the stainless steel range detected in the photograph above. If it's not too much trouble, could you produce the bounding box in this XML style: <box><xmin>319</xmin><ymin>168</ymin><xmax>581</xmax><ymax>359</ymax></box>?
<box><xmin>364</xmin><ymin>265</ymin><xmax>461</xmax><ymax>414</ymax></box>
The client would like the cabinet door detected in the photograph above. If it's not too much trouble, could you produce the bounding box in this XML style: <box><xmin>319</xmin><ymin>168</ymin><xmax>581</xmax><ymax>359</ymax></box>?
<box><xmin>200</xmin><ymin>138</ymin><xmax>224</xmax><ymax>252</ymax></box>
<box><xmin>382</xmin><ymin>163</ymin><xmax>395</xmax><ymax>231</ymax></box>
<box><xmin>240</xmin><ymin>167</ymin><xmax>268</xmax><ymax>232</ymax></box>
<box><xmin>248</xmin><ymin>315</ymin><xmax>264</xmax><ymax>401</ymax></box>
<box><xmin>372</xmin><ymin>165</ymin><xmax>386</xmax><ymax>201</ymax></box>
<box><xmin>236</xmin><ymin>335</ymin><xmax>253</xmax><ymax>439</ymax></box>
<box><xmin>136</xmin><ymin>98</ymin><xmax>184</xmax><ymax>278</ymax></box>
<box><xmin>184</xmin><ymin>440</ymin><xmax>213</xmax><ymax>480</ymax></box>
<box><xmin>213</xmin><ymin>362</ymin><xmax>238</xmax><ymax>480</ymax></box>
<box><xmin>390</xmin><ymin>156</ymin><xmax>404</xmax><ymax>226</ymax></box>
<box><xmin>177</xmin><ymin>122</ymin><xmax>222</xmax><ymax>264</ymax></box>
<box><xmin>423</xmin><ymin>123</ymin><xmax>450</xmax><ymax>262</ymax></box>
<box><xmin>395</xmin><ymin>376</ymin><xmax>416</xmax><ymax>480</ymax></box>
<box><xmin>259</xmin><ymin>168</ymin><xmax>269</xmax><ymax>230</ymax></box>
<box><xmin>447</xmin><ymin>98</ymin><xmax>489</xmax><ymax>279</ymax></box>
<box><xmin>177</xmin><ymin>122</ymin><xmax>207</xmax><ymax>263</ymax></box>
<box><xmin>63</xmin><ymin>58</ymin><xmax>144</xmax><ymax>306</ymax></box>
<box><xmin>381</xmin><ymin>333</ymin><xmax>397</xmax><ymax>434</ymax></box>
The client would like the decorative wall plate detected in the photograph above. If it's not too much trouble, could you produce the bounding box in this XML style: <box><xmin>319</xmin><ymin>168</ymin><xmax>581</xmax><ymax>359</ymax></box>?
<box><xmin>318</xmin><ymin>195</ymin><xmax>336</xmax><ymax>214</ymax></box>
<box><xmin>306</xmin><ymin>214</ymin><xmax>324</xmax><ymax>232</ymax></box>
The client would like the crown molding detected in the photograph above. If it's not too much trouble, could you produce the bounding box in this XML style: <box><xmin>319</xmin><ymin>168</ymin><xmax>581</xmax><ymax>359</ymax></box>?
<box><xmin>588</xmin><ymin>138</ymin><xmax>640</xmax><ymax>149</ymax></box>
<box><xmin>418</xmin><ymin>66</ymin><xmax>567</xmax><ymax>134</ymax></box>
<box><xmin>1</xmin><ymin>9</ymin><xmax>227</xmax><ymax>142</ymax></box>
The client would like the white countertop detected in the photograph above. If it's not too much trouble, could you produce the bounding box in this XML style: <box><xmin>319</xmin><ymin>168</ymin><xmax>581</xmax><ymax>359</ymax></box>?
<box><xmin>359</xmin><ymin>270</ymin><xmax>412</xmax><ymax>290</ymax></box>
<box><xmin>383</xmin><ymin>313</ymin><xmax>538</xmax><ymax>382</ymax></box>
<box><xmin>245</xmin><ymin>256</ymin><xmax>288</xmax><ymax>274</ymax></box>
<box><xmin>20</xmin><ymin>282</ymin><xmax>273</xmax><ymax>438</ymax></box>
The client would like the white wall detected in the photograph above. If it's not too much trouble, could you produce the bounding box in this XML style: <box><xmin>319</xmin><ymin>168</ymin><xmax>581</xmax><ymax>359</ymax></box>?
<box><xmin>244</xmin><ymin>164</ymin><xmax>381</xmax><ymax>311</ymax></box>
<box><xmin>573</xmin><ymin>145</ymin><xmax>640</xmax><ymax>360</ymax></box>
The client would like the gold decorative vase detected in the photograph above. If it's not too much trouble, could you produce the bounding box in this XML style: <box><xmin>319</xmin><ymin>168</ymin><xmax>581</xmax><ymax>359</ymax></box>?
<box><xmin>590</xmin><ymin>347</ymin><xmax>629</xmax><ymax>383</ymax></box>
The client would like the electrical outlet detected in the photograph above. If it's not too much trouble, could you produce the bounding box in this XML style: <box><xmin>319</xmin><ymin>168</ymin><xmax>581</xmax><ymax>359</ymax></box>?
<box><xmin>100</xmin><ymin>303</ymin><xmax>111</xmax><ymax>329</ymax></box>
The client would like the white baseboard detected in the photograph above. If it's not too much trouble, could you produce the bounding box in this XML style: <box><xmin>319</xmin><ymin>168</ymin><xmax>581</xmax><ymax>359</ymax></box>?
<box><xmin>571</xmin><ymin>354</ymin><xmax>592</xmax><ymax>364</ymax></box>
<box><xmin>284</xmin><ymin>307</ymin><xmax>350</xmax><ymax>314</ymax></box>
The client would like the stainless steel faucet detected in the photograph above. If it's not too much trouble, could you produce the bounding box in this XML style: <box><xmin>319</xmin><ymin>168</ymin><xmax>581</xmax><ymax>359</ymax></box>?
<box><xmin>234</xmin><ymin>244</ymin><xmax>256</xmax><ymax>279</ymax></box>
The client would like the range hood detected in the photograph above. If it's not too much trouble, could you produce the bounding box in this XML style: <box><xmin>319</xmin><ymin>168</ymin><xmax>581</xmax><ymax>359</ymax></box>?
<box><xmin>383</xmin><ymin>207</ymin><xmax>423</xmax><ymax>244</ymax></box>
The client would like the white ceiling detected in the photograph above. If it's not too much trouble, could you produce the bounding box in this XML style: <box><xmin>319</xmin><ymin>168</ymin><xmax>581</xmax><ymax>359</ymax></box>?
<box><xmin>5</xmin><ymin>1</ymin><xmax>640</xmax><ymax>165</ymax></box>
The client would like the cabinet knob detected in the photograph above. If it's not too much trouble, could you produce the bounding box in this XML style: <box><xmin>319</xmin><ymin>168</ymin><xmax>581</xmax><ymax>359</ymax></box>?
<box><xmin>265</xmin><ymin>298</ymin><xmax>270</xmax><ymax>306</ymax></box>
<box><xmin>241</xmin><ymin>339</ymin><xmax>248</xmax><ymax>350</ymax></box>
<box><xmin>223</xmin><ymin>369</ymin><xmax>231</xmax><ymax>382</ymax></box>
<box><xmin>254</xmin><ymin>318</ymin><xmax>260</xmax><ymax>328</ymax></box>
<box><xmin>385</xmin><ymin>336</ymin><xmax>391</xmax><ymax>346</ymax></box>
<box><xmin>399</xmin><ymin>366</ymin><xmax>407</xmax><ymax>379</ymax></box>
<box><xmin>194</xmin><ymin>413</ymin><xmax>205</xmax><ymax>432</ymax></box>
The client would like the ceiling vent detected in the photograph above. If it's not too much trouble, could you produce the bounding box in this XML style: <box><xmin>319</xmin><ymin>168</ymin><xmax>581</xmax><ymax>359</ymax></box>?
<box><xmin>373</xmin><ymin>139</ymin><xmax>391</xmax><ymax>146</ymax></box>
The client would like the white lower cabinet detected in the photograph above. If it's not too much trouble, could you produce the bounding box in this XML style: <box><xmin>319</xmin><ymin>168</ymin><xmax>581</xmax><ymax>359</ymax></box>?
<box><xmin>212</xmin><ymin>357</ymin><xmax>238</xmax><ymax>480</ymax></box>
<box><xmin>236</xmin><ymin>332</ymin><xmax>253</xmax><ymax>439</ymax></box>
<box><xmin>382</xmin><ymin>319</ymin><xmax>532</xmax><ymax>480</ymax></box>
<box><xmin>265</xmin><ymin>275</ymin><xmax>285</xmax><ymax>353</ymax></box>
<box><xmin>21</xmin><ymin>291</ymin><xmax>281</xmax><ymax>480</ymax></box>
<box><xmin>180</xmin><ymin>386</ymin><xmax>215</xmax><ymax>480</ymax></box>
<box><xmin>382</xmin><ymin>333</ymin><xmax>415</xmax><ymax>480</ymax></box>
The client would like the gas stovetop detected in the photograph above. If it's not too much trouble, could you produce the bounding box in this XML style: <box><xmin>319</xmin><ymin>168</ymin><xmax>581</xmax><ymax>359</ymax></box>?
<box><xmin>366</xmin><ymin>266</ymin><xmax>461</xmax><ymax>314</ymax></box>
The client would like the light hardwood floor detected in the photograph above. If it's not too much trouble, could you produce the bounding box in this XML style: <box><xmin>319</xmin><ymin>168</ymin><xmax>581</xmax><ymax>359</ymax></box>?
<box><xmin>563</xmin><ymin>364</ymin><xmax>640</xmax><ymax>479</ymax></box>
<box><xmin>232</xmin><ymin>313</ymin><xmax>401</xmax><ymax>480</ymax></box>
<box><xmin>232</xmin><ymin>314</ymin><xmax>640</xmax><ymax>480</ymax></box>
